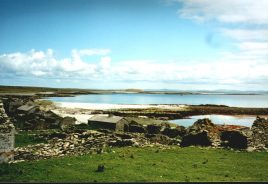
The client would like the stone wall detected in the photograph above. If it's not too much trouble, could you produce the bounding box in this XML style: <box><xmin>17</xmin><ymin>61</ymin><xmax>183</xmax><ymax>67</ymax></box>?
<box><xmin>0</xmin><ymin>100</ymin><xmax>15</xmax><ymax>163</ymax></box>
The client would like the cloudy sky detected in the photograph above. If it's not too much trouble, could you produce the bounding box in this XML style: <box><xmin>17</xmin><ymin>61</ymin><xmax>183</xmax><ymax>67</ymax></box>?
<box><xmin>0</xmin><ymin>0</ymin><xmax>267</xmax><ymax>90</ymax></box>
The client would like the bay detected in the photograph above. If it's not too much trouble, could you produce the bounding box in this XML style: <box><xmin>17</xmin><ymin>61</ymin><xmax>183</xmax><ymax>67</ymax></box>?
<box><xmin>170</xmin><ymin>114</ymin><xmax>262</xmax><ymax>127</ymax></box>
<box><xmin>48</xmin><ymin>93</ymin><xmax>268</xmax><ymax>108</ymax></box>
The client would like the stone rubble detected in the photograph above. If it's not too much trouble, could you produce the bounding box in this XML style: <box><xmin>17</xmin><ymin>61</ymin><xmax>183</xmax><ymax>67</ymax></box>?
<box><xmin>251</xmin><ymin>116</ymin><xmax>268</xmax><ymax>149</ymax></box>
<box><xmin>12</xmin><ymin>129</ymin><xmax>181</xmax><ymax>162</ymax></box>
<box><xmin>181</xmin><ymin>118</ymin><xmax>221</xmax><ymax>147</ymax></box>
<box><xmin>10</xmin><ymin>116</ymin><xmax>268</xmax><ymax>163</ymax></box>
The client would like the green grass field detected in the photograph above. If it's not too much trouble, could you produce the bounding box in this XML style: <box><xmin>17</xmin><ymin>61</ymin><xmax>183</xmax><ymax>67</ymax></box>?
<box><xmin>1</xmin><ymin>146</ymin><xmax>268</xmax><ymax>182</ymax></box>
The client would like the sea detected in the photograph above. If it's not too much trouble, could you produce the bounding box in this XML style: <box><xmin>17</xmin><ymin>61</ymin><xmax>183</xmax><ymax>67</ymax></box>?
<box><xmin>48</xmin><ymin>93</ymin><xmax>268</xmax><ymax>108</ymax></box>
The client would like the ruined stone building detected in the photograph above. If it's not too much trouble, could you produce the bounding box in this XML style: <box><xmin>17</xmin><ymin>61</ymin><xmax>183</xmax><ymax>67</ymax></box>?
<box><xmin>17</xmin><ymin>104</ymin><xmax>38</xmax><ymax>115</ymax></box>
<box><xmin>88</xmin><ymin>115</ymin><xmax>129</xmax><ymax>132</ymax></box>
<box><xmin>0</xmin><ymin>100</ymin><xmax>15</xmax><ymax>163</ymax></box>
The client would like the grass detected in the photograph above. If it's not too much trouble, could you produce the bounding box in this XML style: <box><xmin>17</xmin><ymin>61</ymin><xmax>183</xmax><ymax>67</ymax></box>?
<box><xmin>15</xmin><ymin>130</ymin><xmax>50</xmax><ymax>147</ymax></box>
<box><xmin>7</xmin><ymin>129</ymin><xmax>268</xmax><ymax>182</ymax></box>
<box><xmin>1</xmin><ymin>146</ymin><xmax>268</xmax><ymax>182</ymax></box>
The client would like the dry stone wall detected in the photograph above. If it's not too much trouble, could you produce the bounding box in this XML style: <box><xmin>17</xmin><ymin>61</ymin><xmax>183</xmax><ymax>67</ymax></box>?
<box><xmin>0</xmin><ymin>100</ymin><xmax>15</xmax><ymax>163</ymax></box>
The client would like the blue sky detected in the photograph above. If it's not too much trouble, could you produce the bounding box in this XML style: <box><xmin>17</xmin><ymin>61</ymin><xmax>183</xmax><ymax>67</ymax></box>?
<box><xmin>0</xmin><ymin>0</ymin><xmax>267</xmax><ymax>90</ymax></box>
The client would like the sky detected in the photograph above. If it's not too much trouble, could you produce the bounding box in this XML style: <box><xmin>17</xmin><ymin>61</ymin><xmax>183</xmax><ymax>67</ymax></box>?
<box><xmin>0</xmin><ymin>0</ymin><xmax>267</xmax><ymax>90</ymax></box>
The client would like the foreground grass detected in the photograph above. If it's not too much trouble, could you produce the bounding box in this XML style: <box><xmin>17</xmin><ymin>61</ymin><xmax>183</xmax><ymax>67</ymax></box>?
<box><xmin>0</xmin><ymin>146</ymin><xmax>268</xmax><ymax>182</ymax></box>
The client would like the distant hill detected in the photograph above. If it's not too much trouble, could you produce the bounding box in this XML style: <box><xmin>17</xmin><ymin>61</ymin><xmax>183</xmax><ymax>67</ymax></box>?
<box><xmin>124</xmin><ymin>89</ymin><xmax>144</xmax><ymax>93</ymax></box>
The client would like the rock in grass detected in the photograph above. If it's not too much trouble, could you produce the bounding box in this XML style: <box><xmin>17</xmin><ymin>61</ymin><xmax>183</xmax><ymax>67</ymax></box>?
<box><xmin>96</xmin><ymin>164</ymin><xmax>105</xmax><ymax>172</ymax></box>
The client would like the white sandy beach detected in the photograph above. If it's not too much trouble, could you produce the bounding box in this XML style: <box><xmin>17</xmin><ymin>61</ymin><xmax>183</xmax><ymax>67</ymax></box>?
<box><xmin>54</xmin><ymin>102</ymin><xmax>187</xmax><ymax>110</ymax></box>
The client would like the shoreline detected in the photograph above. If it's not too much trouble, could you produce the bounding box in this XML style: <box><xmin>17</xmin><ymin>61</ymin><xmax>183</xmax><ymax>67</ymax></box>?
<box><xmin>51</xmin><ymin>101</ymin><xmax>268</xmax><ymax>127</ymax></box>
<box><xmin>55</xmin><ymin>102</ymin><xmax>188</xmax><ymax>110</ymax></box>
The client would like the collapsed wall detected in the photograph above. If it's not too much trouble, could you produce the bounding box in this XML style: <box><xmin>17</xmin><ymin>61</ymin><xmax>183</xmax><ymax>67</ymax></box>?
<box><xmin>0</xmin><ymin>100</ymin><xmax>15</xmax><ymax>163</ymax></box>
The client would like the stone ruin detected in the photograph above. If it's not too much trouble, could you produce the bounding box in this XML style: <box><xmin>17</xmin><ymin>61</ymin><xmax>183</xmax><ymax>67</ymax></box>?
<box><xmin>251</xmin><ymin>116</ymin><xmax>268</xmax><ymax>149</ymax></box>
<box><xmin>0</xmin><ymin>100</ymin><xmax>15</xmax><ymax>163</ymax></box>
<box><xmin>181</xmin><ymin>118</ymin><xmax>221</xmax><ymax>147</ymax></box>
<box><xmin>2</xmin><ymin>97</ymin><xmax>75</xmax><ymax>131</ymax></box>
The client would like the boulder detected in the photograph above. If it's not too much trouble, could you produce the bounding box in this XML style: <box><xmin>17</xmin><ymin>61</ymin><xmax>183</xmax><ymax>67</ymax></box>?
<box><xmin>220</xmin><ymin>130</ymin><xmax>248</xmax><ymax>149</ymax></box>
<box><xmin>251</xmin><ymin>116</ymin><xmax>268</xmax><ymax>147</ymax></box>
<box><xmin>96</xmin><ymin>165</ymin><xmax>105</xmax><ymax>172</ymax></box>
<box><xmin>181</xmin><ymin>118</ymin><xmax>220</xmax><ymax>147</ymax></box>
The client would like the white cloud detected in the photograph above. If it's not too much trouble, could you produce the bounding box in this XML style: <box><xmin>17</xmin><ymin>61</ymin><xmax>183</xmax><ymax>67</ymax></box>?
<box><xmin>0</xmin><ymin>49</ymin><xmax>101</xmax><ymax>79</ymax></box>
<box><xmin>100</xmin><ymin>56</ymin><xmax>111</xmax><ymax>68</ymax></box>
<box><xmin>237</xmin><ymin>42</ymin><xmax>268</xmax><ymax>50</ymax></box>
<box><xmin>0</xmin><ymin>49</ymin><xmax>268</xmax><ymax>88</ymax></box>
<box><xmin>108</xmin><ymin>59</ymin><xmax>268</xmax><ymax>86</ymax></box>
<box><xmin>176</xmin><ymin>0</ymin><xmax>268</xmax><ymax>24</ymax></box>
<box><xmin>31</xmin><ymin>71</ymin><xmax>47</xmax><ymax>77</ymax></box>
<box><xmin>171</xmin><ymin>0</ymin><xmax>268</xmax><ymax>89</ymax></box>
<box><xmin>71</xmin><ymin>48</ymin><xmax>110</xmax><ymax>62</ymax></box>
<box><xmin>221</xmin><ymin>29</ymin><xmax>268</xmax><ymax>41</ymax></box>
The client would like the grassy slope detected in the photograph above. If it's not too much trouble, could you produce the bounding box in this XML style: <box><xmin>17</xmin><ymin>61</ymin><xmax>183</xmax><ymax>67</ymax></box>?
<box><xmin>1</xmin><ymin>146</ymin><xmax>268</xmax><ymax>182</ymax></box>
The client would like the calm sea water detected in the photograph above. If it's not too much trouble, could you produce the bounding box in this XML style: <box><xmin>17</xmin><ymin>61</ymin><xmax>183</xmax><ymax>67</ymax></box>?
<box><xmin>170</xmin><ymin>115</ymin><xmax>261</xmax><ymax>127</ymax></box>
<box><xmin>48</xmin><ymin>93</ymin><xmax>268</xmax><ymax>107</ymax></box>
